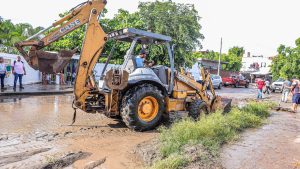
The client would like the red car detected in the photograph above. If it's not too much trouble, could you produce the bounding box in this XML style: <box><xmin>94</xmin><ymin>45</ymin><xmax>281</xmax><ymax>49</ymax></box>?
<box><xmin>222</xmin><ymin>75</ymin><xmax>249</xmax><ymax>88</ymax></box>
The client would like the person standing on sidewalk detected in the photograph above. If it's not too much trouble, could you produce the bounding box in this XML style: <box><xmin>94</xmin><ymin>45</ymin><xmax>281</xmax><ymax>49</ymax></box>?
<box><xmin>282</xmin><ymin>78</ymin><xmax>292</xmax><ymax>103</ymax></box>
<box><xmin>263</xmin><ymin>79</ymin><xmax>271</xmax><ymax>94</ymax></box>
<box><xmin>12</xmin><ymin>56</ymin><xmax>26</xmax><ymax>90</ymax></box>
<box><xmin>256</xmin><ymin>78</ymin><xmax>265</xmax><ymax>99</ymax></box>
<box><xmin>0</xmin><ymin>57</ymin><xmax>7</xmax><ymax>90</ymax></box>
<box><xmin>290</xmin><ymin>78</ymin><xmax>300</xmax><ymax>113</ymax></box>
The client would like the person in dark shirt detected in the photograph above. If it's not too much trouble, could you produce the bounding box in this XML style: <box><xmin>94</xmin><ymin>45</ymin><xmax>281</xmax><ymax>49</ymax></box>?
<box><xmin>290</xmin><ymin>79</ymin><xmax>300</xmax><ymax>113</ymax></box>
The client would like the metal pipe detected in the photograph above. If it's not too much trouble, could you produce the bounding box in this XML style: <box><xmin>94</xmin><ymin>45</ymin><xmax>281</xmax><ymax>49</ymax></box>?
<box><xmin>26</xmin><ymin>25</ymin><xmax>53</xmax><ymax>41</ymax></box>
<box><xmin>100</xmin><ymin>45</ymin><xmax>115</xmax><ymax>80</ymax></box>
<box><xmin>167</xmin><ymin>43</ymin><xmax>175</xmax><ymax>94</ymax></box>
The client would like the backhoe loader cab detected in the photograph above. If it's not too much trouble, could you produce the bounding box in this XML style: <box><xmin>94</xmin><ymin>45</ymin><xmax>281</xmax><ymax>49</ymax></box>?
<box><xmin>99</xmin><ymin>28</ymin><xmax>175</xmax><ymax>94</ymax></box>
<box><xmin>97</xmin><ymin>28</ymin><xmax>227</xmax><ymax>131</ymax></box>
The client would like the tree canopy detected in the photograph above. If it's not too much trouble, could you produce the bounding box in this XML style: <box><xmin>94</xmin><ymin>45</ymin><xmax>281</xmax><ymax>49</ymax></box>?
<box><xmin>0</xmin><ymin>18</ymin><xmax>43</xmax><ymax>54</ymax></box>
<box><xmin>1</xmin><ymin>1</ymin><xmax>245</xmax><ymax>71</ymax></box>
<box><xmin>271</xmin><ymin>38</ymin><xmax>300</xmax><ymax>80</ymax></box>
<box><xmin>48</xmin><ymin>0</ymin><xmax>204</xmax><ymax>66</ymax></box>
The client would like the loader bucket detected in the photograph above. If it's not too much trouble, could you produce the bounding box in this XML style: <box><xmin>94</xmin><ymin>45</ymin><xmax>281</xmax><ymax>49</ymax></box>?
<box><xmin>211</xmin><ymin>96</ymin><xmax>232</xmax><ymax>113</ymax></box>
<box><xmin>29</xmin><ymin>49</ymin><xmax>76</xmax><ymax>74</ymax></box>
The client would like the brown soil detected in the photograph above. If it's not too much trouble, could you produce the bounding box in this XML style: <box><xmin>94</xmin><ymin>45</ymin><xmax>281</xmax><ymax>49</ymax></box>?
<box><xmin>0</xmin><ymin>95</ymin><xmax>158</xmax><ymax>169</ymax></box>
<box><xmin>1</xmin><ymin>88</ymin><xmax>300</xmax><ymax>169</ymax></box>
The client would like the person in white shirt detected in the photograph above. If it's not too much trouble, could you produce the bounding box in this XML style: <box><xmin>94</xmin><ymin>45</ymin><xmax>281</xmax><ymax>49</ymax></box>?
<box><xmin>0</xmin><ymin>57</ymin><xmax>7</xmax><ymax>90</ymax></box>
<box><xmin>263</xmin><ymin>79</ymin><xmax>271</xmax><ymax>95</ymax></box>
<box><xmin>12</xmin><ymin>56</ymin><xmax>26</xmax><ymax>90</ymax></box>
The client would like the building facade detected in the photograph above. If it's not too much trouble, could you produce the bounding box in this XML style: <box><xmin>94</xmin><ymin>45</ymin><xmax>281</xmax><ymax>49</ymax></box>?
<box><xmin>240</xmin><ymin>54</ymin><xmax>274</xmax><ymax>81</ymax></box>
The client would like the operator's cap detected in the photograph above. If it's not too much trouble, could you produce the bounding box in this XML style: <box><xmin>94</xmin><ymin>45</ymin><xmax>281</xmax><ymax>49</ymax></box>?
<box><xmin>140</xmin><ymin>49</ymin><xmax>146</xmax><ymax>55</ymax></box>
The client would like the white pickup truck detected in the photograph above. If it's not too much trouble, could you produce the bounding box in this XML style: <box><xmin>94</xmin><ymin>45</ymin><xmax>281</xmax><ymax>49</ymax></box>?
<box><xmin>271</xmin><ymin>78</ymin><xmax>285</xmax><ymax>92</ymax></box>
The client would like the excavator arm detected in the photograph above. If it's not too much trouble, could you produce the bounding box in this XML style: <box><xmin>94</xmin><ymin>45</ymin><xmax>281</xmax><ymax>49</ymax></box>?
<box><xmin>15</xmin><ymin>0</ymin><xmax>108</xmax><ymax>112</ymax></box>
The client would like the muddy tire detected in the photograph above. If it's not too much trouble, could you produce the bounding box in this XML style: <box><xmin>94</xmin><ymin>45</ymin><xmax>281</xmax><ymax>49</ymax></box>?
<box><xmin>121</xmin><ymin>84</ymin><xmax>165</xmax><ymax>131</ymax></box>
<box><xmin>187</xmin><ymin>100</ymin><xmax>208</xmax><ymax>120</ymax></box>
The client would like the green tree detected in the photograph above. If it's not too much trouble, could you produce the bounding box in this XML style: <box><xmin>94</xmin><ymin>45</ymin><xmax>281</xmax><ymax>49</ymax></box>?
<box><xmin>223</xmin><ymin>46</ymin><xmax>244</xmax><ymax>71</ymax></box>
<box><xmin>0</xmin><ymin>17</ymin><xmax>42</xmax><ymax>53</ymax></box>
<box><xmin>138</xmin><ymin>1</ymin><xmax>204</xmax><ymax>67</ymax></box>
<box><xmin>271</xmin><ymin>39</ymin><xmax>300</xmax><ymax>80</ymax></box>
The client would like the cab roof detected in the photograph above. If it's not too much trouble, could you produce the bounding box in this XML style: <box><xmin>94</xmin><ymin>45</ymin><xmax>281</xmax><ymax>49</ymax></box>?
<box><xmin>107</xmin><ymin>28</ymin><xmax>172</xmax><ymax>44</ymax></box>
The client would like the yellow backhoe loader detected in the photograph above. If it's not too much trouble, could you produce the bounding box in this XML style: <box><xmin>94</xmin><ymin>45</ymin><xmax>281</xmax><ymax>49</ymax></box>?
<box><xmin>15</xmin><ymin>0</ymin><xmax>231</xmax><ymax>131</ymax></box>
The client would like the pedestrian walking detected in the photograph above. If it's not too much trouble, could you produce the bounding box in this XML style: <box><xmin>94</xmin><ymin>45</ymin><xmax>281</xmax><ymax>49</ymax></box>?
<box><xmin>12</xmin><ymin>56</ymin><xmax>26</xmax><ymax>90</ymax></box>
<box><xmin>263</xmin><ymin>79</ymin><xmax>271</xmax><ymax>94</ymax></box>
<box><xmin>0</xmin><ymin>57</ymin><xmax>7</xmax><ymax>90</ymax></box>
<box><xmin>71</xmin><ymin>64</ymin><xmax>76</xmax><ymax>85</ymax></box>
<box><xmin>256</xmin><ymin>78</ymin><xmax>265</xmax><ymax>99</ymax></box>
<box><xmin>282</xmin><ymin>78</ymin><xmax>292</xmax><ymax>102</ymax></box>
<box><xmin>66</xmin><ymin>65</ymin><xmax>72</xmax><ymax>85</ymax></box>
<box><xmin>290</xmin><ymin>78</ymin><xmax>300</xmax><ymax>113</ymax></box>
<box><xmin>72</xmin><ymin>71</ymin><xmax>76</xmax><ymax>85</ymax></box>
<box><xmin>59</xmin><ymin>71</ymin><xmax>66</xmax><ymax>85</ymax></box>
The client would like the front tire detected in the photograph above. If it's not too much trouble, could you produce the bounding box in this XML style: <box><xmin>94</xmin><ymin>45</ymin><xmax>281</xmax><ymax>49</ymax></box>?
<box><xmin>187</xmin><ymin>100</ymin><xmax>208</xmax><ymax>120</ymax></box>
<box><xmin>121</xmin><ymin>84</ymin><xmax>165</xmax><ymax>131</ymax></box>
<box><xmin>218</xmin><ymin>83</ymin><xmax>222</xmax><ymax>89</ymax></box>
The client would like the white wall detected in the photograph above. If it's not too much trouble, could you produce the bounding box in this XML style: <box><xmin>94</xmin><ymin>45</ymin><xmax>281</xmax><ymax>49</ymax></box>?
<box><xmin>0</xmin><ymin>53</ymin><xmax>41</xmax><ymax>86</ymax></box>
<box><xmin>241</xmin><ymin>56</ymin><xmax>273</xmax><ymax>74</ymax></box>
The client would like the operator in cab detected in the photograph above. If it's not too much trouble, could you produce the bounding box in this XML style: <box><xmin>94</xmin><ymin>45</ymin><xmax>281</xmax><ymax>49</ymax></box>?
<box><xmin>135</xmin><ymin>49</ymin><xmax>154</xmax><ymax>68</ymax></box>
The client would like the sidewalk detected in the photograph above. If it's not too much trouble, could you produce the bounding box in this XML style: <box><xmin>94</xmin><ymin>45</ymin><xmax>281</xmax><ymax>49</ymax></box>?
<box><xmin>0</xmin><ymin>84</ymin><xmax>74</xmax><ymax>96</ymax></box>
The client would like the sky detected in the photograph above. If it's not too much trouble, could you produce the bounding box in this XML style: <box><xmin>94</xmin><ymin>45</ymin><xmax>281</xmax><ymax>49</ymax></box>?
<box><xmin>1</xmin><ymin>0</ymin><xmax>300</xmax><ymax>57</ymax></box>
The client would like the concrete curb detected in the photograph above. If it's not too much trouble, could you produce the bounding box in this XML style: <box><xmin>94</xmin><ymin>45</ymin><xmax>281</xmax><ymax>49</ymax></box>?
<box><xmin>0</xmin><ymin>90</ymin><xmax>73</xmax><ymax>97</ymax></box>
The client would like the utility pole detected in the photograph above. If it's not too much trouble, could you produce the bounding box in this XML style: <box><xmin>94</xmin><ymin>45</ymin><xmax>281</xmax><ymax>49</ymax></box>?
<box><xmin>218</xmin><ymin>38</ymin><xmax>223</xmax><ymax>76</ymax></box>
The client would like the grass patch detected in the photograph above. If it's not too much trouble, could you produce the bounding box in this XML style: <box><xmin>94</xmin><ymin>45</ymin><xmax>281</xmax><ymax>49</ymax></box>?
<box><xmin>151</xmin><ymin>102</ymin><xmax>273</xmax><ymax>169</ymax></box>
<box><xmin>151</xmin><ymin>153</ymin><xmax>188</xmax><ymax>169</ymax></box>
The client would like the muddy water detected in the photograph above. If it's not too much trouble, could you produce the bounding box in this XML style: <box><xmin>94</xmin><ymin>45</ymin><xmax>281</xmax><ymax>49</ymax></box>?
<box><xmin>0</xmin><ymin>95</ymin><xmax>76</xmax><ymax>133</ymax></box>
<box><xmin>221</xmin><ymin>110</ymin><xmax>300</xmax><ymax>169</ymax></box>
<box><xmin>0</xmin><ymin>95</ymin><xmax>157</xmax><ymax>168</ymax></box>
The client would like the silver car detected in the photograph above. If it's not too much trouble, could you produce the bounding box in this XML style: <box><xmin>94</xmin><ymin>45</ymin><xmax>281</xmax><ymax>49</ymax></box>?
<box><xmin>211</xmin><ymin>74</ymin><xmax>223</xmax><ymax>89</ymax></box>
<box><xmin>271</xmin><ymin>78</ymin><xmax>285</xmax><ymax>92</ymax></box>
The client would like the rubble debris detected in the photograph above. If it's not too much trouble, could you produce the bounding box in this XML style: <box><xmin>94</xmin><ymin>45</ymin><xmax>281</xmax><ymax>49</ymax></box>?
<box><xmin>84</xmin><ymin>157</ymin><xmax>106</xmax><ymax>169</ymax></box>
<box><xmin>0</xmin><ymin>148</ymin><xmax>51</xmax><ymax>167</ymax></box>
<box><xmin>35</xmin><ymin>151</ymin><xmax>91</xmax><ymax>169</ymax></box>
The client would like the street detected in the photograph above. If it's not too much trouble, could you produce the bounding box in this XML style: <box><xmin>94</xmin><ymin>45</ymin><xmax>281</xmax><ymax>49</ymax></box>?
<box><xmin>0</xmin><ymin>87</ymin><xmax>300</xmax><ymax>169</ymax></box>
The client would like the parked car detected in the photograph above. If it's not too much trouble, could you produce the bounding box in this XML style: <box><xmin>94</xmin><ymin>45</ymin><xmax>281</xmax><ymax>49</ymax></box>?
<box><xmin>210</xmin><ymin>74</ymin><xmax>223</xmax><ymax>89</ymax></box>
<box><xmin>222</xmin><ymin>74</ymin><xmax>249</xmax><ymax>88</ymax></box>
<box><xmin>271</xmin><ymin>78</ymin><xmax>285</xmax><ymax>92</ymax></box>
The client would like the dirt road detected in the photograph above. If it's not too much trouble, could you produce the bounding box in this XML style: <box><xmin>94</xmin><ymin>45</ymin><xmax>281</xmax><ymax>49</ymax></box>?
<box><xmin>1</xmin><ymin>88</ymin><xmax>300</xmax><ymax>169</ymax></box>
<box><xmin>221</xmin><ymin>95</ymin><xmax>300</xmax><ymax>169</ymax></box>
<box><xmin>0</xmin><ymin>95</ymin><xmax>157</xmax><ymax>169</ymax></box>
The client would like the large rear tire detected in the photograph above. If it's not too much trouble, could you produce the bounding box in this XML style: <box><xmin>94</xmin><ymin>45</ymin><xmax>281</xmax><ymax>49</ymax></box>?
<box><xmin>187</xmin><ymin>100</ymin><xmax>208</xmax><ymax>120</ymax></box>
<box><xmin>121</xmin><ymin>84</ymin><xmax>165</xmax><ymax>131</ymax></box>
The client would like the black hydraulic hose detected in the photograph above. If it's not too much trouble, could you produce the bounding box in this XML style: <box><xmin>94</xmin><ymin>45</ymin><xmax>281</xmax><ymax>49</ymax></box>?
<box><xmin>100</xmin><ymin>44</ymin><xmax>116</xmax><ymax>80</ymax></box>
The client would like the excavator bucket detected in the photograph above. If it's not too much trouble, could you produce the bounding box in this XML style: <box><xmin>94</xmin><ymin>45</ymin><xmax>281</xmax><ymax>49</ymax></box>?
<box><xmin>211</xmin><ymin>96</ymin><xmax>232</xmax><ymax>113</ymax></box>
<box><xmin>29</xmin><ymin>49</ymin><xmax>76</xmax><ymax>74</ymax></box>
